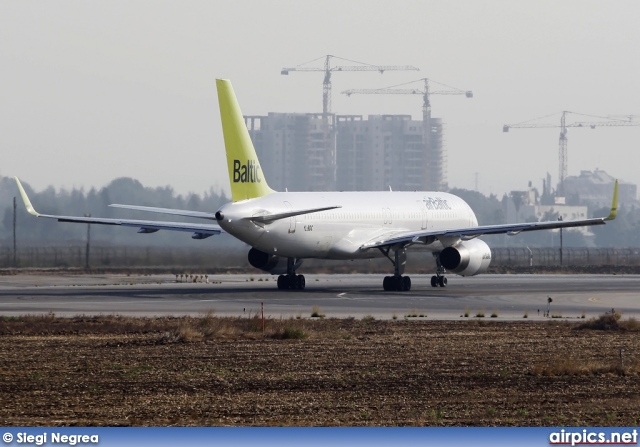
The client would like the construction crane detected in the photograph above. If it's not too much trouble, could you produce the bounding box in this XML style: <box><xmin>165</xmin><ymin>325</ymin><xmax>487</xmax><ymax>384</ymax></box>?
<box><xmin>341</xmin><ymin>78</ymin><xmax>473</xmax><ymax>191</ymax></box>
<box><xmin>503</xmin><ymin>111</ymin><xmax>640</xmax><ymax>196</ymax></box>
<box><xmin>281</xmin><ymin>55</ymin><xmax>419</xmax><ymax>116</ymax></box>
<box><xmin>342</xmin><ymin>77</ymin><xmax>472</xmax><ymax>124</ymax></box>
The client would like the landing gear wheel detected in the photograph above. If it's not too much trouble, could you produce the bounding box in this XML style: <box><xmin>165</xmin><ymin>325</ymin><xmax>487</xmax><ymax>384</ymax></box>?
<box><xmin>296</xmin><ymin>274</ymin><xmax>306</xmax><ymax>290</ymax></box>
<box><xmin>394</xmin><ymin>276</ymin><xmax>404</xmax><ymax>291</ymax></box>
<box><xmin>438</xmin><ymin>276</ymin><xmax>447</xmax><ymax>287</ymax></box>
<box><xmin>431</xmin><ymin>276</ymin><xmax>438</xmax><ymax>287</ymax></box>
<box><xmin>402</xmin><ymin>276</ymin><xmax>411</xmax><ymax>291</ymax></box>
<box><xmin>277</xmin><ymin>274</ymin><xmax>305</xmax><ymax>290</ymax></box>
<box><xmin>276</xmin><ymin>258</ymin><xmax>306</xmax><ymax>291</ymax></box>
<box><xmin>382</xmin><ymin>275</ymin><xmax>411</xmax><ymax>291</ymax></box>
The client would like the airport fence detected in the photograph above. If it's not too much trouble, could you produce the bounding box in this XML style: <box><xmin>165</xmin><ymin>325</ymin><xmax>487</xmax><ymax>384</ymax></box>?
<box><xmin>490</xmin><ymin>247</ymin><xmax>640</xmax><ymax>267</ymax></box>
<box><xmin>1</xmin><ymin>245</ymin><xmax>640</xmax><ymax>271</ymax></box>
<box><xmin>0</xmin><ymin>244</ymin><xmax>245</xmax><ymax>271</ymax></box>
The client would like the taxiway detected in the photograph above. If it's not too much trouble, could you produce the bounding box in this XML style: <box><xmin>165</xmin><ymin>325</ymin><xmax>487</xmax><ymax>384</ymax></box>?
<box><xmin>0</xmin><ymin>273</ymin><xmax>638</xmax><ymax>320</ymax></box>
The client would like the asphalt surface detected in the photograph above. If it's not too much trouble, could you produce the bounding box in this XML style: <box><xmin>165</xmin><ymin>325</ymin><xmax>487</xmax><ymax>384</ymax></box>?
<box><xmin>0</xmin><ymin>273</ymin><xmax>638</xmax><ymax>320</ymax></box>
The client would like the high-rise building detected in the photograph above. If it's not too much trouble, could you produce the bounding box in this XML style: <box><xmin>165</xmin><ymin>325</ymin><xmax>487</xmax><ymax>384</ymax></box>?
<box><xmin>245</xmin><ymin>113</ymin><xmax>444</xmax><ymax>192</ymax></box>
<box><xmin>245</xmin><ymin>113</ymin><xmax>336</xmax><ymax>192</ymax></box>
<box><xmin>424</xmin><ymin>117</ymin><xmax>446</xmax><ymax>191</ymax></box>
<box><xmin>336</xmin><ymin>115</ymin><xmax>443</xmax><ymax>191</ymax></box>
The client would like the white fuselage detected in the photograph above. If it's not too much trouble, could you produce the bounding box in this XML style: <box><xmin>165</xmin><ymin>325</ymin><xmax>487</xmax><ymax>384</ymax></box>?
<box><xmin>217</xmin><ymin>191</ymin><xmax>478</xmax><ymax>259</ymax></box>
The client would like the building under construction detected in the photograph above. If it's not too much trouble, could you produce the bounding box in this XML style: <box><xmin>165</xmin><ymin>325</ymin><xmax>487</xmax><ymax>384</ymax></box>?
<box><xmin>245</xmin><ymin>113</ymin><xmax>444</xmax><ymax>192</ymax></box>
<box><xmin>265</xmin><ymin>56</ymin><xmax>464</xmax><ymax>193</ymax></box>
<box><xmin>336</xmin><ymin>114</ymin><xmax>444</xmax><ymax>191</ymax></box>
<box><xmin>245</xmin><ymin>113</ymin><xmax>336</xmax><ymax>192</ymax></box>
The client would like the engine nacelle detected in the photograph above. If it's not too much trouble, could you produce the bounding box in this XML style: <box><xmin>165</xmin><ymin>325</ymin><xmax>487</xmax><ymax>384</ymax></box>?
<box><xmin>247</xmin><ymin>248</ymin><xmax>302</xmax><ymax>275</ymax></box>
<box><xmin>439</xmin><ymin>239</ymin><xmax>492</xmax><ymax>277</ymax></box>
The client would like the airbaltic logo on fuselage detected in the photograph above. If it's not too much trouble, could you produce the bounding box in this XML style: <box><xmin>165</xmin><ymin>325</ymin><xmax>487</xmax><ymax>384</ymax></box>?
<box><xmin>233</xmin><ymin>159</ymin><xmax>262</xmax><ymax>183</ymax></box>
<box><xmin>423</xmin><ymin>197</ymin><xmax>451</xmax><ymax>210</ymax></box>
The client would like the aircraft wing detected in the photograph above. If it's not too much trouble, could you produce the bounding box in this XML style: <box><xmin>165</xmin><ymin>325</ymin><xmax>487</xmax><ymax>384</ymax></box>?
<box><xmin>109</xmin><ymin>204</ymin><xmax>218</xmax><ymax>220</ymax></box>
<box><xmin>14</xmin><ymin>178</ymin><xmax>223</xmax><ymax>239</ymax></box>
<box><xmin>362</xmin><ymin>180</ymin><xmax>618</xmax><ymax>250</ymax></box>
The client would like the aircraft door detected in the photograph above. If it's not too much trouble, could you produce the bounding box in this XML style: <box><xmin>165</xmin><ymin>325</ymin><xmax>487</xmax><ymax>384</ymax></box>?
<box><xmin>284</xmin><ymin>201</ymin><xmax>296</xmax><ymax>233</ymax></box>
<box><xmin>382</xmin><ymin>208</ymin><xmax>392</xmax><ymax>226</ymax></box>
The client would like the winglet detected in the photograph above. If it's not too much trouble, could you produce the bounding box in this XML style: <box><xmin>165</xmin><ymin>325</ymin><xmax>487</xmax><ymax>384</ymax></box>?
<box><xmin>605</xmin><ymin>179</ymin><xmax>619</xmax><ymax>221</ymax></box>
<box><xmin>14</xmin><ymin>177</ymin><xmax>40</xmax><ymax>217</ymax></box>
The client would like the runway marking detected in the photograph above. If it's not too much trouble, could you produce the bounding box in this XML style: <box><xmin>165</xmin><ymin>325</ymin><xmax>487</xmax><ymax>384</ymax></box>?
<box><xmin>338</xmin><ymin>293</ymin><xmax>347</xmax><ymax>298</ymax></box>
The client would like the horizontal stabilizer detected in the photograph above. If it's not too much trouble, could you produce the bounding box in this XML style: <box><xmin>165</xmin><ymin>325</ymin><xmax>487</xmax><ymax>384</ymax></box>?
<box><xmin>251</xmin><ymin>205</ymin><xmax>342</xmax><ymax>223</ymax></box>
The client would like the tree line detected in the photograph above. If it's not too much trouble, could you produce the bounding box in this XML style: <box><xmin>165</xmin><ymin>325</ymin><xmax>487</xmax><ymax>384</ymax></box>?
<box><xmin>445</xmin><ymin>188</ymin><xmax>639</xmax><ymax>247</ymax></box>
<box><xmin>0</xmin><ymin>175</ymin><xmax>240</xmax><ymax>249</ymax></box>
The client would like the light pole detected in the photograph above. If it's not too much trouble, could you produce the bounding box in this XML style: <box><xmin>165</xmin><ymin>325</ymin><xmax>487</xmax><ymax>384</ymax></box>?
<box><xmin>13</xmin><ymin>197</ymin><xmax>17</xmax><ymax>267</ymax></box>
<box><xmin>84</xmin><ymin>214</ymin><xmax>91</xmax><ymax>270</ymax></box>
<box><xmin>558</xmin><ymin>215</ymin><xmax>563</xmax><ymax>266</ymax></box>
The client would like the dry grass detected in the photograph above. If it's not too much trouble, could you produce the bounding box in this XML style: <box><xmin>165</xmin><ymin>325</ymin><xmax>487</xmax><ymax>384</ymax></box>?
<box><xmin>577</xmin><ymin>311</ymin><xmax>640</xmax><ymax>332</ymax></box>
<box><xmin>531</xmin><ymin>358</ymin><xmax>639</xmax><ymax>377</ymax></box>
<box><xmin>274</xmin><ymin>326</ymin><xmax>307</xmax><ymax>340</ymax></box>
<box><xmin>0</xmin><ymin>313</ymin><xmax>325</xmax><ymax>341</ymax></box>
<box><xmin>1</xmin><ymin>316</ymin><xmax>639</xmax><ymax>426</ymax></box>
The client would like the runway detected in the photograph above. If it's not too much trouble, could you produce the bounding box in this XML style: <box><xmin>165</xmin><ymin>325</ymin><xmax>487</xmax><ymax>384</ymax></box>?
<box><xmin>0</xmin><ymin>273</ymin><xmax>639</xmax><ymax>320</ymax></box>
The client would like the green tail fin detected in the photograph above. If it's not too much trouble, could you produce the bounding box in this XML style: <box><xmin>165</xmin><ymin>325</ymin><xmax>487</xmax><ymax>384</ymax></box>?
<box><xmin>216</xmin><ymin>79</ymin><xmax>274</xmax><ymax>202</ymax></box>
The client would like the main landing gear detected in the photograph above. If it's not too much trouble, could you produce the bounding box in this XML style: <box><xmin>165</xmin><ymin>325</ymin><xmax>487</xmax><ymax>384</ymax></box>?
<box><xmin>379</xmin><ymin>248</ymin><xmax>449</xmax><ymax>291</ymax></box>
<box><xmin>383</xmin><ymin>275</ymin><xmax>411</xmax><ymax>291</ymax></box>
<box><xmin>277</xmin><ymin>257</ymin><xmax>306</xmax><ymax>290</ymax></box>
<box><xmin>430</xmin><ymin>253</ymin><xmax>447</xmax><ymax>287</ymax></box>
<box><xmin>380</xmin><ymin>246</ymin><xmax>412</xmax><ymax>291</ymax></box>
<box><xmin>430</xmin><ymin>275</ymin><xmax>447</xmax><ymax>287</ymax></box>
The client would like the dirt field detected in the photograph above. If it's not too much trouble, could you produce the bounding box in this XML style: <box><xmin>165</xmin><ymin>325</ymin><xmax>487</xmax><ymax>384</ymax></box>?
<box><xmin>0</xmin><ymin>314</ymin><xmax>638</xmax><ymax>426</ymax></box>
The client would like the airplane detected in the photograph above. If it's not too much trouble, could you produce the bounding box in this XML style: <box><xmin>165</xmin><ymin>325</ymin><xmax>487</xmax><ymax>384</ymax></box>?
<box><xmin>15</xmin><ymin>79</ymin><xmax>619</xmax><ymax>291</ymax></box>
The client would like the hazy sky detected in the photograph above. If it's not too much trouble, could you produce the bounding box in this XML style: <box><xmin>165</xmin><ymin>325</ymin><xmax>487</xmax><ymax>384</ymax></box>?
<box><xmin>2</xmin><ymin>1</ymin><xmax>639</xmax><ymax>199</ymax></box>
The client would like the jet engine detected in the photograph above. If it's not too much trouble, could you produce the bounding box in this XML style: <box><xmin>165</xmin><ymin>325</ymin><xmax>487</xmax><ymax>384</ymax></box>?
<box><xmin>439</xmin><ymin>239</ymin><xmax>492</xmax><ymax>276</ymax></box>
<box><xmin>247</xmin><ymin>247</ymin><xmax>302</xmax><ymax>275</ymax></box>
